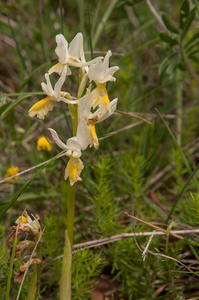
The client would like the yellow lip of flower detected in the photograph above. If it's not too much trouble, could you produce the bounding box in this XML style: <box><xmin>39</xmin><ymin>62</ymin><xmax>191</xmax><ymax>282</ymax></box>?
<box><xmin>90</xmin><ymin>83</ymin><xmax>111</xmax><ymax>112</ymax></box>
<box><xmin>28</xmin><ymin>97</ymin><xmax>54</xmax><ymax>119</ymax></box>
<box><xmin>64</xmin><ymin>156</ymin><xmax>84</xmax><ymax>186</ymax></box>
<box><xmin>37</xmin><ymin>136</ymin><xmax>52</xmax><ymax>151</ymax></box>
<box><xmin>5</xmin><ymin>166</ymin><xmax>19</xmax><ymax>182</ymax></box>
<box><xmin>88</xmin><ymin>123</ymin><xmax>99</xmax><ymax>149</ymax></box>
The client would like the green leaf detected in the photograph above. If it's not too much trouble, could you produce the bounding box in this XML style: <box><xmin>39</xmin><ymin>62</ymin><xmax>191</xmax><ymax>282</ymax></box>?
<box><xmin>181</xmin><ymin>7</ymin><xmax>196</xmax><ymax>40</ymax></box>
<box><xmin>162</xmin><ymin>13</ymin><xmax>179</xmax><ymax>34</ymax></box>
<box><xmin>0</xmin><ymin>101</ymin><xmax>12</xmax><ymax>116</ymax></box>
<box><xmin>178</xmin><ymin>61</ymin><xmax>186</xmax><ymax>71</ymax></box>
<box><xmin>166</xmin><ymin>59</ymin><xmax>180</xmax><ymax>78</ymax></box>
<box><xmin>159</xmin><ymin>32</ymin><xmax>178</xmax><ymax>46</ymax></box>
<box><xmin>180</xmin><ymin>0</ymin><xmax>190</xmax><ymax>29</ymax></box>
<box><xmin>185</xmin><ymin>31</ymin><xmax>199</xmax><ymax>48</ymax></box>
<box><xmin>185</xmin><ymin>36</ymin><xmax>199</xmax><ymax>54</ymax></box>
<box><xmin>189</xmin><ymin>54</ymin><xmax>199</xmax><ymax>63</ymax></box>
<box><xmin>194</xmin><ymin>0</ymin><xmax>199</xmax><ymax>16</ymax></box>
<box><xmin>159</xmin><ymin>52</ymin><xmax>178</xmax><ymax>75</ymax></box>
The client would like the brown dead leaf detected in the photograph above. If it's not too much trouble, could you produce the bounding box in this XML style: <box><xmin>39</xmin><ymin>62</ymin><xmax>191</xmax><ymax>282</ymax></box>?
<box><xmin>14</xmin><ymin>271</ymin><xmax>24</xmax><ymax>284</ymax></box>
<box><xmin>6</xmin><ymin>230</ymin><xmax>16</xmax><ymax>246</ymax></box>
<box><xmin>20</xmin><ymin>258</ymin><xmax>42</xmax><ymax>272</ymax></box>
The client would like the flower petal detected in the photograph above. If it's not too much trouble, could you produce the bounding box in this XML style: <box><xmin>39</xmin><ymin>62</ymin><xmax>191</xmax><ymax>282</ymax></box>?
<box><xmin>89</xmin><ymin>103</ymin><xmax>107</xmax><ymax>123</ymax></box>
<box><xmin>55</xmin><ymin>34</ymin><xmax>68</xmax><ymax>64</ymax></box>
<box><xmin>78</xmin><ymin>91</ymin><xmax>93</xmax><ymax>121</ymax></box>
<box><xmin>88</xmin><ymin>50</ymin><xmax>119</xmax><ymax>83</ymax></box>
<box><xmin>66</xmin><ymin>137</ymin><xmax>82</xmax><ymax>157</ymax></box>
<box><xmin>54</xmin><ymin>66</ymin><xmax>67</xmax><ymax>101</ymax></box>
<box><xmin>28</xmin><ymin>98</ymin><xmax>53</xmax><ymax>119</ymax></box>
<box><xmin>97</xmin><ymin>66</ymin><xmax>119</xmax><ymax>83</ymax></box>
<box><xmin>48</xmin><ymin>62</ymin><xmax>71</xmax><ymax>76</ymax></box>
<box><xmin>68</xmin><ymin>57</ymin><xmax>103</xmax><ymax>68</ymax></box>
<box><xmin>89</xmin><ymin>123</ymin><xmax>99</xmax><ymax>149</ymax></box>
<box><xmin>64</xmin><ymin>157</ymin><xmax>84</xmax><ymax>185</ymax></box>
<box><xmin>41</xmin><ymin>74</ymin><xmax>54</xmax><ymax>97</ymax></box>
<box><xmin>48</xmin><ymin>128</ymin><xmax>68</xmax><ymax>150</ymax></box>
<box><xmin>98</xmin><ymin>98</ymin><xmax>118</xmax><ymax>122</ymax></box>
<box><xmin>68</xmin><ymin>32</ymin><xmax>83</xmax><ymax>60</ymax></box>
<box><xmin>76</xmin><ymin>118</ymin><xmax>90</xmax><ymax>150</ymax></box>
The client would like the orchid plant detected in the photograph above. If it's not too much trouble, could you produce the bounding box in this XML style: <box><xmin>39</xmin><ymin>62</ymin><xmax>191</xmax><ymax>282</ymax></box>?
<box><xmin>29</xmin><ymin>32</ymin><xmax>119</xmax><ymax>300</ymax></box>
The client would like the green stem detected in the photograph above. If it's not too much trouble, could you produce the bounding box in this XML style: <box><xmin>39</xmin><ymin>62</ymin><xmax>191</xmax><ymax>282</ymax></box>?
<box><xmin>59</xmin><ymin>230</ymin><xmax>72</xmax><ymax>300</ymax></box>
<box><xmin>27</xmin><ymin>241</ymin><xmax>41</xmax><ymax>300</ymax></box>
<box><xmin>67</xmin><ymin>182</ymin><xmax>75</xmax><ymax>247</ymax></box>
<box><xmin>59</xmin><ymin>183</ymin><xmax>75</xmax><ymax>300</ymax></box>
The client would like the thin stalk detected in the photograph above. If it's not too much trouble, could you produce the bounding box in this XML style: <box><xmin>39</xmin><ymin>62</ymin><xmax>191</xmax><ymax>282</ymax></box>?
<box><xmin>87</xmin><ymin>0</ymin><xmax>93</xmax><ymax>59</ymax></box>
<box><xmin>188</xmin><ymin>243</ymin><xmax>199</xmax><ymax>263</ymax></box>
<box><xmin>39</xmin><ymin>1</ymin><xmax>49</xmax><ymax>64</ymax></box>
<box><xmin>59</xmin><ymin>0</ymin><xmax>64</xmax><ymax>35</ymax></box>
<box><xmin>176</xmin><ymin>69</ymin><xmax>182</xmax><ymax>146</ymax></box>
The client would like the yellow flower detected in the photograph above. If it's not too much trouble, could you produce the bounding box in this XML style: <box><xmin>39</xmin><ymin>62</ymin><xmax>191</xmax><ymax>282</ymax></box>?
<box><xmin>5</xmin><ymin>166</ymin><xmax>19</xmax><ymax>182</ymax></box>
<box><xmin>37</xmin><ymin>137</ymin><xmax>52</xmax><ymax>151</ymax></box>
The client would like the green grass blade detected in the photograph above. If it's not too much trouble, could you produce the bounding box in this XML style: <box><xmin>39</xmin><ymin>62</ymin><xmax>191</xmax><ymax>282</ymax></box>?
<box><xmin>18</xmin><ymin>62</ymin><xmax>50</xmax><ymax>92</ymax></box>
<box><xmin>1</xmin><ymin>93</ymin><xmax>45</xmax><ymax>119</ymax></box>
<box><xmin>166</xmin><ymin>163</ymin><xmax>199</xmax><ymax>222</ymax></box>
<box><xmin>8</xmin><ymin>18</ymin><xmax>27</xmax><ymax>72</ymax></box>
<box><xmin>0</xmin><ymin>151</ymin><xmax>65</xmax><ymax>219</ymax></box>
<box><xmin>6</xmin><ymin>223</ymin><xmax>18</xmax><ymax>300</ymax></box>
<box><xmin>93</xmin><ymin>0</ymin><xmax>118</xmax><ymax>48</ymax></box>
<box><xmin>87</xmin><ymin>0</ymin><xmax>93</xmax><ymax>59</ymax></box>
<box><xmin>156</xmin><ymin>108</ymin><xmax>199</xmax><ymax>190</ymax></box>
<box><xmin>39</xmin><ymin>1</ymin><xmax>49</xmax><ymax>64</ymax></box>
<box><xmin>194</xmin><ymin>0</ymin><xmax>199</xmax><ymax>16</ymax></box>
<box><xmin>60</xmin><ymin>0</ymin><xmax>64</xmax><ymax>35</ymax></box>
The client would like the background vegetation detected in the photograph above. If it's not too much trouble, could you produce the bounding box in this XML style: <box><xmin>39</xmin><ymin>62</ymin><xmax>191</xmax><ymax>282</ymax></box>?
<box><xmin>1</xmin><ymin>0</ymin><xmax>199</xmax><ymax>299</ymax></box>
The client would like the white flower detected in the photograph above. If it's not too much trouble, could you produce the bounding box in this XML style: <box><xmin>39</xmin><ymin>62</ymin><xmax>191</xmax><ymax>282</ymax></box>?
<box><xmin>48</xmin><ymin>33</ymin><xmax>103</xmax><ymax>76</ymax></box>
<box><xmin>88</xmin><ymin>50</ymin><xmax>119</xmax><ymax>111</ymax></box>
<box><xmin>79</xmin><ymin>91</ymin><xmax>118</xmax><ymax>149</ymax></box>
<box><xmin>88</xmin><ymin>50</ymin><xmax>119</xmax><ymax>83</ymax></box>
<box><xmin>48</xmin><ymin>119</ymin><xmax>90</xmax><ymax>185</ymax></box>
<box><xmin>28</xmin><ymin>66</ymin><xmax>79</xmax><ymax>119</ymax></box>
